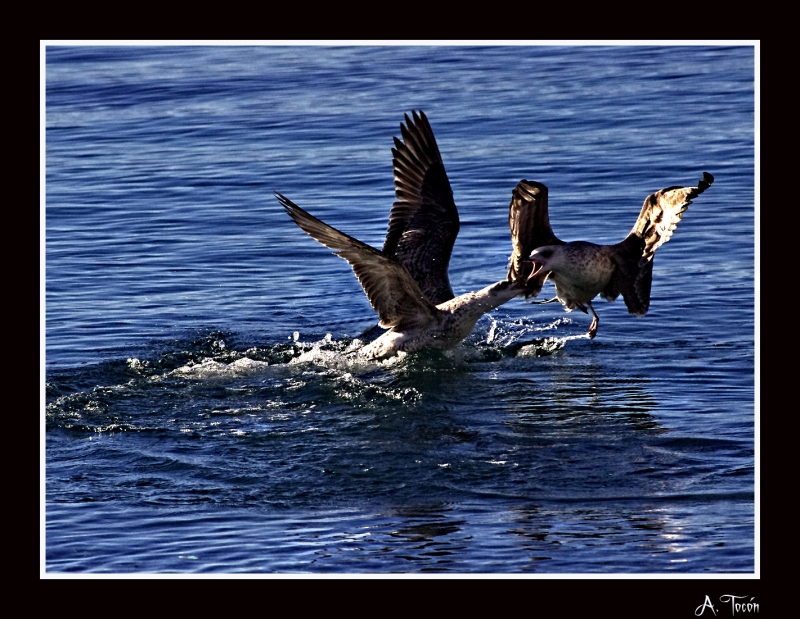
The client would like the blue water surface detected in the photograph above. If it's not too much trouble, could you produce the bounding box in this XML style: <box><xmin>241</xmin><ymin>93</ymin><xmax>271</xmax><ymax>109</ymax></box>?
<box><xmin>44</xmin><ymin>44</ymin><xmax>756</xmax><ymax>574</ymax></box>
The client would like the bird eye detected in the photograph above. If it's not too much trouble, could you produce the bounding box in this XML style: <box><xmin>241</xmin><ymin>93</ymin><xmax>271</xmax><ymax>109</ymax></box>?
<box><xmin>540</xmin><ymin>249</ymin><xmax>553</xmax><ymax>258</ymax></box>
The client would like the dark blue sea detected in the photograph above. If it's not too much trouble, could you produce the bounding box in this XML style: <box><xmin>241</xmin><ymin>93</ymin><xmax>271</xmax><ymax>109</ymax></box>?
<box><xmin>44</xmin><ymin>44</ymin><xmax>756</xmax><ymax>575</ymax></box>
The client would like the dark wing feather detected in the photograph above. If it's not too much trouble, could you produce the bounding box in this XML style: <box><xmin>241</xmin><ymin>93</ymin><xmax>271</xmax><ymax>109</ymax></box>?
<box><xmin>602</xmin><ymin>249</ymin><xmax>653</xmax><ymax>316</ymax></box>
<box><xmin>276</xmin><ymin>193</ymin><xmax>438</xmax><ymax>330</ymax></box>
<box><xmin>383</xmin><ymin>110</ymin><xmax>459</xmax><ymax>305</ymax></box>
<box><xmin>608</xmin><ymin>172</ymin><xmax>713</xmax><ymax>315</ymax></box>
<box><xmin>506</xmin><ymin>180</ymin><xmax>564</xmax><ymax>297</ymax></box>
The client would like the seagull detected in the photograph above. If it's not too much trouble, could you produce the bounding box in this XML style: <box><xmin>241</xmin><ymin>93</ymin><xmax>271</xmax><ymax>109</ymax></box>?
<box><xmin>506</xmin><ymin>172</ymin><xmax>714</xmax><ymax>338</ymax></box>
<box><xmin>276</xmin><ymin>111</ymin><xmax>525</xmax><ymax>360</ymax></box>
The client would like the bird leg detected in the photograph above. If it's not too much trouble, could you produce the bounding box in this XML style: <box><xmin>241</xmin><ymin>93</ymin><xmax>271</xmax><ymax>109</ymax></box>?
<box><xmin>587</xmin><ymin>302</ymin><xmax>599</xmax><ymax>339</ymax></box>
<box><xmin>528</xmin><ymin>297</ymin><xmax>559</xmax><ymax>305</ymax></box>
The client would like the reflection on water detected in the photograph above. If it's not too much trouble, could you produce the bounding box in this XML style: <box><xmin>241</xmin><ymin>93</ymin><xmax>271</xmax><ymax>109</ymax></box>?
<box><xmin>46</xmin><ymin>319</ymin><xmax>753</xmax><ymax>572</ymax></box>
<box><xmin>505</xmin><ymin>499</ymin><xmax>752</xmax><ymax>572</ymax></box>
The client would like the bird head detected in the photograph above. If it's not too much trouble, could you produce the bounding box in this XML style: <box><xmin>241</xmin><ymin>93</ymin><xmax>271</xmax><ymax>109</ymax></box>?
<box><xmin>526</xmin><ymin>246</ymin><xmax>559</xmax><ymax>282</ymax></box>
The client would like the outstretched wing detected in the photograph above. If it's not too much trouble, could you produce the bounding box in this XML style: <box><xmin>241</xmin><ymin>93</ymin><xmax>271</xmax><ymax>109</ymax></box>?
<box><xmin>606</xmin><ymin>172</ymin><xmax>714</xmax><ymax>316</ymax></box>
<box><xmin>276</xmin><ymin>193</ymin><xmax>438</xmax><ymax>330</ymax></box>
<box><xmin>623</xmin><ymin>171</ymin><xmax>714</xmax><ymax>267</ymax></box>
<box><xmin>383</xmin><ymin>110</ymin><xmax>459</xmax><ymax>305</ymax></box>
<box><xmin>506</xmin><ymin>180</ymin><xmax>564</xmax><ymax>297</ymax></box>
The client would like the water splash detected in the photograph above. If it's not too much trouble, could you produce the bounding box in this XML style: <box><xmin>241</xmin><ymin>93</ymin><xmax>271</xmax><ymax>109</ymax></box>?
<box><xmin>171</xmin><ymin>356</ymin><xmax>270</xmax><ymax>379</ymax></box>
<box><xmin>46</xmin><ymin>317</ymin><xmax>574</xmax><ymax>434</ymax></box>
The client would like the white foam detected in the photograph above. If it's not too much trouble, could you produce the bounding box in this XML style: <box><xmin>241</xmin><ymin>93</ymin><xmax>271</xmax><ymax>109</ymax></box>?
<box><xmin>171</xmin><ymin>356</ymin><xmax>270</xmax><ymax>379</ymax></box>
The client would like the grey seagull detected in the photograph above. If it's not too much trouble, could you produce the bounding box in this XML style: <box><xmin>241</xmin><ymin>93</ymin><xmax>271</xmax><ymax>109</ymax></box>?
<box><xmin>276</xmin><ymin>111</ymin><xmax>526</xmax><ymax>360</ymax></box>
<box><xmin>506</xmin><ymin>172</ymin><xmax>714</xmax><ymax>338</ymax></box>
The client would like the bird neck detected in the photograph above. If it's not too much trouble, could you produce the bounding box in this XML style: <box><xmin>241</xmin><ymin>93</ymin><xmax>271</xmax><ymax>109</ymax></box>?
<box><xmin>440</xmin><ymin>280</ymin><xmax>521</xmax><ymax>321</ymax></box>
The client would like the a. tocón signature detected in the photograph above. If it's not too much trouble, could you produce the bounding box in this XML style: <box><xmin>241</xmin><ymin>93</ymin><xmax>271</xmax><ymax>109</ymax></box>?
<box><xmin>696</xmin><ymin>595</ymin><xmax>759</xmax><ymax>616</ymax></box>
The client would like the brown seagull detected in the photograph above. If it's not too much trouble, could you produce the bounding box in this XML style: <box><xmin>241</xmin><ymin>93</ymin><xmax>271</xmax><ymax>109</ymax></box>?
<box><xmin>507</xmin><ymin>172</ymin><xmax>714</xmax><ymax>338</ymax></box>
<box><xmin>276</xmin><ymin>111</ymin><xmax>525</xmax><ymax>360</ymax></box>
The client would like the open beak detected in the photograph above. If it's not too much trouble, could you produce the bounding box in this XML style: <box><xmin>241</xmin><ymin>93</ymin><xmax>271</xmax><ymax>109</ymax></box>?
<box><xmin>526</xmin><ymin>259</ymin><xmax>546</xmax><ymax>283</ymax></box>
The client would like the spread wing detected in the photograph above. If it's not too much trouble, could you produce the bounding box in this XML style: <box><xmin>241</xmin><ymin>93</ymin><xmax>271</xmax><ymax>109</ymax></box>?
<box><xmin>383</xmin><ymin>110</ymin><xmax>459</xmax><ymax>306</ymax></box>
<box><xmin>277</xmin><ymin>193</ymin><xmax>438</xmax><ymax>330</ymax></box>
<box><xmin>606</xmin><ymin>172</ymin><xmax>714</xmax><ymax>316</ymax></box>
<box><xmin>506</xmin><ymin>180</ymin><xmax>564</xmax><ymax>297</ymax></box>
<box><xmin>622</xmin><ymin>172</ymin><xmax>714</xmax><ymax>267</ymax></box>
